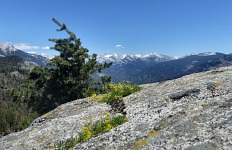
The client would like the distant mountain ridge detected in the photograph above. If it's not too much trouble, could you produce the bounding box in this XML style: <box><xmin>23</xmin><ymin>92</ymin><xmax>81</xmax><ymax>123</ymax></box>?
<box><xmin>96</xmin><ymin>52</ymin><xmax>231</xmax><ymax>84</ymax></box>
<box><xmin>131</xmin><ymin>52</ymin><xmax>227</xmax><ymax>84</ymax></box>
<box><xmin>97</xmin><ymin>53</ymin><xmax>175</xmax><ymax>64</ymax></box>
<box><xmin>0</xmin><ymin>44</ymin><xmax>50</xmax><ymax>66</ymax></box>
<box><xmin>97</xmin><ymin>53</ymin><xmax>175</xmax><ymax>83</ymax></box>
<box><xmin>186</xmin><ymin>53</ymin><xmax>232</xmax><ymax>74</ymax></box>
<box><xmin>1</xmin><ymin>44</ymin><xmax>231</xmax><ymax>85</ymax></box>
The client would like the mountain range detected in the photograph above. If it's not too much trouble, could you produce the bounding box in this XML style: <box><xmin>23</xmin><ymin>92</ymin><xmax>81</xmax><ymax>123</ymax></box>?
<box><xmin>186</xmin><ymin>53</ymin><xmax>232</xmax><ymax>74</ymax></box>
<box><xmin>131</xmin><ymin>52</ymin><xmax>227</xmax><ymax>84</ymax></box>
<box><xmin>97</xmin><ymin>53</ymin><xmax>175</xmax><ymax>83</ymax></box>
<box><xmin>1</xmin><ymin>44</ymin><xmax>231</xmax><ymax>85</ymax></box>
<box><xmin>97</xmin><ymin>52</ymin><xmax>231</xmax><ymax>84</ymax></box>
<box><xmin>0</xmin><ymin>44</ymin><xmax>50</xmax><ymax>66</ymax></box>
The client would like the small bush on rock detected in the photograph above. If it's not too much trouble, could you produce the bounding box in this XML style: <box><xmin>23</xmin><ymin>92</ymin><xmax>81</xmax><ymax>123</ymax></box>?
<box><xmin>57</xmin><ymin>82</ymin><xmax>140</xmax><ymax>149</ymax></box>
<box><xmin>90</xmin><ymin>82</ymin><xmax>142</xmax><ymax>104</ymax></box>
<box><xmin>90</xmin><ymin>82</ymin><xmax>142</xmax><ymax>114</ymax></box>
<box><xmin>78</xmin><ymin>112</ymin><xmax>127</xmax><ymax>143</ymax></box>
<box><xmin>56</xmin><ymin>112</ymin><xmax>128</xmax><ymax>149</ymax></box>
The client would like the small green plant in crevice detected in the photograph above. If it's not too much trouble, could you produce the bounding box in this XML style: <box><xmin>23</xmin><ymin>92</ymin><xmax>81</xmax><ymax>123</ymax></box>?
<box><xmin>56</xmin><ymin>136</ymin><xmax>78</xmax><ymax>149</ymax></box>
<box><xmin>56</xmin><ymin>112</ymin><xmax>128</xmax><ymax>149</ymax></box>
<box><xmin>78</xmin><ymin>112</ymin><xmax>128</xmax><ymax>143</ymax></box>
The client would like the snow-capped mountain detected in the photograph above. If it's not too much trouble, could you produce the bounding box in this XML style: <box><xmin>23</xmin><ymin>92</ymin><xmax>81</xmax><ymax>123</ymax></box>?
<box><xmin>185</xmin><ymin>53</ymin><xmax>232</xmax><ymax>74</ymax></box>
<box><xmin>27</xmin><ymin>51</ymin><xmax>55</xmax><ymax>60</ymax></box>
<box><xmin>96</xmin><ymin>52</ymin><xmax>229</xmax><ymax>84</ymax></box>
<box><xmin>1</xmin><ymin>43</ymin><xmax>228</xmax><ymax>85</ymax></box>
<box><xmin>97</xmin><ymin>52</ymin><xmax>175</xmax><ymax>64</ymax></box>
<box><xmin>0</xmin><ymin>44</ymin><xmax>49</xmax><ymax>66</ymax></box>
<box><xmin>132</xmin><ymin>52</ymin><xmax>227</xmax><ymax>84</ymax></box>
<box><xmin>0</xmin><ymin>44</ymin><xmax>18</xmax><ymax>54</ymax></box>
<box><xmin>180</xmin><ymin>52</ymin><xmax>217</xmax><ymax>59</ymax></box>
<box><xmin>96</xmin><ymin>52</ymin><xmax>175</xmax><ymax>83</ymax></box>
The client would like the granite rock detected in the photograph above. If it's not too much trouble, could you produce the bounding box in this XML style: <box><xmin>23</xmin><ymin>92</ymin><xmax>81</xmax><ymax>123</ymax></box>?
<box><xmin>1</xmin><ymin>66</ymin><xmax>232</xmax><ymax>150</ymax></box>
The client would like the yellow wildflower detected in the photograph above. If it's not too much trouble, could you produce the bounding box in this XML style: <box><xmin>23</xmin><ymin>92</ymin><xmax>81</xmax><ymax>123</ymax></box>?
<box><xmin>105</xmin><ymin>111</ymin><xmax>110</xmax><ymax>116</ymax></box>
<box><xmin>104</xmin><ymin>117</ymin><xmax>110</xmax><ymax>124</ymax></box>
<box><xmin>108</xmin><ymin>83</ymin><xmax>114</xmax><ymax>89</ymax></box>
<box><xmin>104</xmin><ymin>111</ymin><xmax>112</xmax><ymax>131</ymax></box>
<box><xmin>105</xmin><ymin>123</ymin><xmax>112</xmax><ymax>131</ymax></box>
<box><xmin>96</xmin><ymin>95</ymin><xmax>102</xmax><ymax>102</ymax></box>
<box><xmin>90</xmin><ymin>93</ymin><xmax>97</xmax><ymax>102</ymax></box>
<box><xmin>83</xmin><ymin>127</ymin><xmax>92</xmax><ymax>140</ymax></box>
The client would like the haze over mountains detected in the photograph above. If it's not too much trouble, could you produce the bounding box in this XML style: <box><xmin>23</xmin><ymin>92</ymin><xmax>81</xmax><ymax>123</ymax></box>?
<box><xmin>1</xmin><ymin>44</ymin><xmax>231</xmax><ymax>84</ymax></box>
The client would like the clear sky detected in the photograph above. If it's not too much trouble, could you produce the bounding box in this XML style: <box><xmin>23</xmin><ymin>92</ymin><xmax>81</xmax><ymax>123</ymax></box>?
<box><xmin>0</xmin><ymin>0</ymin><xmax>232</xmax><ymax>56</ymax></box>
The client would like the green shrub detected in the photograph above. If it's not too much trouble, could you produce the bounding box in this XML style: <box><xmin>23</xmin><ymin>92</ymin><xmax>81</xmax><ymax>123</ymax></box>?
<box><xmin>90</xmin><ymin>82</ymin><xmax>142</xmax><ymax>104</ymax></box>
<box><xmin>57</xmin><ymin>82</ymin><xmax>140</xmax><ymax>149</ymax></box>
<box><xmin>56</xmin><ymin>113</ymin><xmax>128</xmax><ymax>149</ymax></box>
<box><xmin>110</xmin><ymin>115</ymin><xmax>128</xmax><ymax>127</ymax></box>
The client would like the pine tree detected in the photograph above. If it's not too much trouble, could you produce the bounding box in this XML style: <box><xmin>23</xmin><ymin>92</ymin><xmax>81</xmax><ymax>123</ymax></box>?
<box><xmin>29</xmin><ymin>18</ymin><xmax>111</xmax><ymax>113</ymax></box>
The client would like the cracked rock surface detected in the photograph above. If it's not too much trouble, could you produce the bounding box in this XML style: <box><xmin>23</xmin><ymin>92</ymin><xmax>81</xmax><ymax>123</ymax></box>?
<box><xmin>1</xmin><ymin>66</ymin><xmax>232</xmax><ymax>150</ymax></box>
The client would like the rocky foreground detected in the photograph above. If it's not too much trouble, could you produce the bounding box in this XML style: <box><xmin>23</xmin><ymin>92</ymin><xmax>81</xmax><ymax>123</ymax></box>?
<box><xmin>1</xmin><ymin>66</ymin><xmax>232</xmax><ymax>150</ymax></box>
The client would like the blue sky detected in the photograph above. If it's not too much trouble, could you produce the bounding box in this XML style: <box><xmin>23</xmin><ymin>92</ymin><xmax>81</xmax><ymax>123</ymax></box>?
<box><xmin>0</xmin><ymin>0</ymin><xmax>232</xmax><ymax>56</ymax></box>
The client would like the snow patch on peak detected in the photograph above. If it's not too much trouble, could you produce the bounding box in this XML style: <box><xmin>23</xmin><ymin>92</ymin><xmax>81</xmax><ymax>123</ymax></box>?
<box><xmin>182</xmin><ymin>52</ymin><xmax>217</xmax><ymax>58</ymax></box>
<box><xmin>0</xmin><ymin>44</ymin><xmax>17</xmax><ymax>52</ymax></box>
<box><xmin>97</xmin><ymin>53</ymin><xmax>128</xmax><ymax>63</ymax></box>
<box><xmin>97</xmin><ymin>52</ymin><xmax>176</xmax><ymax>64</ymax></box>
<box><xmin>172</xmin><ymin>56</ymin><xmax>182</xmax><ymax>59</ymax></box>
<box><xmin>28</xmin><ymin>51</ymin><xmax>55</xmax><ymax>59</ymax></box>
<box><xmin>135</xmin><ymin>54</ymin><xmax>142</xmax><ymax>57</ymax></box>
<box><xmin>198</xmin><ymin>52</ymin><xmax>216</xmax><ymax>56</ymax></box>
<box><xmin>143</xmin><ymin>52</ymin><xmax>162</xmax><ymax>58</ymax></box>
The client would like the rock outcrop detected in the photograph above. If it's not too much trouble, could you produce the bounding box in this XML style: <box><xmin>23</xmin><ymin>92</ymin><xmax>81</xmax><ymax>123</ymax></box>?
<box><xmin>1</xmin><ymin>66</ymin><xmax>232</xmax><ymax>150</ymax></box>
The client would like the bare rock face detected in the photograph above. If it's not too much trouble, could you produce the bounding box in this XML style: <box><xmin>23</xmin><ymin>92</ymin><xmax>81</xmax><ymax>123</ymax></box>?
<box><xmin>1</xmin><ymin>66</ymin><xmax>232</xmax><ymax>150</ymax></box>
<box><xmin>0</xmin><ymin>98</ymin><xmax>111</xmax><ymax>149</ymax></box>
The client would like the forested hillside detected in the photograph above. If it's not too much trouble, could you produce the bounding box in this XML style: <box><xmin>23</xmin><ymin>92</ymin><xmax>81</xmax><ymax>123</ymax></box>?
<box><xmin>0</xmin><ymin>56</ymin><xmax>31</xmax><ymax>87</ymax></box>
<box><xmin>0</xmin><ymin>56</ymin><xmax>38</xmax><ymax>136</ymax></box>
